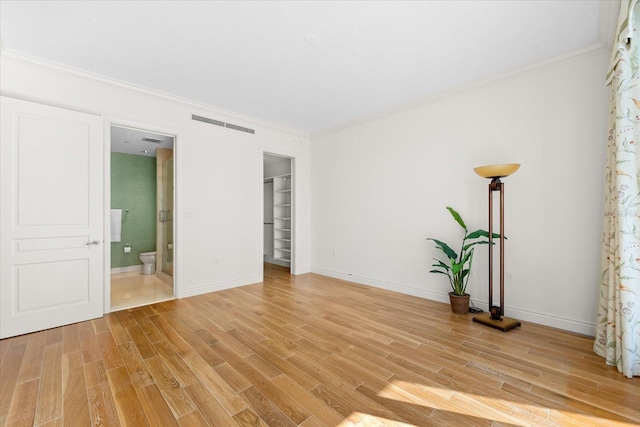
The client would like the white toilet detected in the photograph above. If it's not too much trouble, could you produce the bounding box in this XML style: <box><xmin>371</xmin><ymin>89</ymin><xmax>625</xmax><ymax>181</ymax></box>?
<box><xmin>139</xmin><ymin>251</ymin><xmax>156</xmax><ymax>275</ymax></box>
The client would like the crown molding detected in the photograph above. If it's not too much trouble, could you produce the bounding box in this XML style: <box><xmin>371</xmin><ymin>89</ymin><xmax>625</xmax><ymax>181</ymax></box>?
<box><xmin>0</xmin><ymin>49</ymin><xmax>310</xmax><ymax>139</ymax></box>
<box><xmin>312</xmin><ymin>43</ymin><xmax>609</xmax><ymax>139</ymax></box>
<box><xmin>599</xmin><ymin>0</ymin><xmax>620</xmax><ymax>49</ymax></box>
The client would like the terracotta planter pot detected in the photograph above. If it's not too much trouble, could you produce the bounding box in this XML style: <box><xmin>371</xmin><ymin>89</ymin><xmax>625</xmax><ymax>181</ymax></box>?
<box><xmin>449</xmin><ymin>292</ymin><xmax>470</xmax><ymax>314</ymax></box>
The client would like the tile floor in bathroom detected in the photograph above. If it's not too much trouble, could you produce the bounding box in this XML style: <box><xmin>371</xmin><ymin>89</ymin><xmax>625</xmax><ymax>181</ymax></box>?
<box><xmin>110</xmin><ymin>269</ymin><xmax>174</xmax><ymax>311</ymax></box>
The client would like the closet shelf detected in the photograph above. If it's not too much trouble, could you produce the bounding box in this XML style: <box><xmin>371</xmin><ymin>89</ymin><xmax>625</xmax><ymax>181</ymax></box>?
<box><xmin>270</xmin><ymin>173</ymin><xmax>291</xmax><ymax>266</ymax></box>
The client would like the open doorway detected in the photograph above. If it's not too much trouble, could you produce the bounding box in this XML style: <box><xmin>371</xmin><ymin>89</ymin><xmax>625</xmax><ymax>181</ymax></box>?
<box><xmin>109</xmin><ymin>125</ymin><xmax>175</xmax><ymax>310</ymax></box>
<box><xmin>263</xmin><ymin>153</ymin><xmax>293</xmax><ymax>274</ymax></box>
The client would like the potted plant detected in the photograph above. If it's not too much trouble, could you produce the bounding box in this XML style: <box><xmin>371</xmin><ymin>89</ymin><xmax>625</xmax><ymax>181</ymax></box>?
<box><xmin>427</xmin><ymin>207</ymin><xmax>500</xmax><ymax>314</ymax></box>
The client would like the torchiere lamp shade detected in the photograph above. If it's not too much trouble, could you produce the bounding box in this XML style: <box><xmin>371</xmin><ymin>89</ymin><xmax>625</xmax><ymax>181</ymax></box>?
<box><xmin>474</xmin><ymin>163</ymin><xmax>520</xmax><ymax>179</ymax></box>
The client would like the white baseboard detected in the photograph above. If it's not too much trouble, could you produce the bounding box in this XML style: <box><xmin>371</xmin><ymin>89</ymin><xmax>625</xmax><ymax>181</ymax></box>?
<box><xmin>111</xmin><ymin>265</ymin><xmax>142</xmax><ymax>274</ymax></box>
<box><xmin>292</xmin><ymin>264</ymin><xmax>311</xmax><ymax>275</ymax></box>
<box><xmin>264</xmin><ymin>256</ymin><xmax>290</xmax><ymax>268</ymax></box>
<box><xmin>501</xmin><ymin>307</ymin><xmax>595</xmax><ymax>337</ymax></box>
<box><xmin>156</xmin><ymin>271</ymin><xmax>173</xmax><ymax>286</ymax></box>
<box><xmin>182</xmin><ymin>275</ymin><xmax>261</xmax><ymax>298</ymax></box>
<box><xmin>310</xmin><ymin>267</ymin><xmax>595</xmax><ymax>336</ymax></box>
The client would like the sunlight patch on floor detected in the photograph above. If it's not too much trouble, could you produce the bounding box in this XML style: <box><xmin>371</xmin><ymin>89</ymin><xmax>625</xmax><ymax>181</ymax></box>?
<box><xmin>376</xmin><ymin>379</ymin><xmax>627</xmax><ymax>426</ymax></box>
<box><xmin>346</xmin><ymin>413</ymin><xmax>416</xmax><ymax>426</ymax></box>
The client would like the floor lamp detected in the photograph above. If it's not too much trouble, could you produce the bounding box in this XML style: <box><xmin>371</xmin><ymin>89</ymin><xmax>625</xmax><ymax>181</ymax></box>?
<box><xmin>472</xmin><ymin>163</ymin><xmax>521</xmax><ymax>332</ymax></box>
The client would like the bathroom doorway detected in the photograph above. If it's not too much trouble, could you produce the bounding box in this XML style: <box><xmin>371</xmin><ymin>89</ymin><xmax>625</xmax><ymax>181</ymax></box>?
<box><xmin>109</xmin><ymin>125</ymin><xmax>175</xmax><ymax>310</ymax></box>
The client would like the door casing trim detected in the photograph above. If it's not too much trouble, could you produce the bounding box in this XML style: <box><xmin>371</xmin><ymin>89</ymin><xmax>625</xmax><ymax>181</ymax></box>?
<box><xmin>103</xmin><ymin>115</ymin><xmax>185</xmax><ymax>313</ymax></box>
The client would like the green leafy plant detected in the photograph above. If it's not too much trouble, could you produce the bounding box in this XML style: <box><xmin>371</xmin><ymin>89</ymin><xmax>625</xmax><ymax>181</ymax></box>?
<box><xmin>427</xmin><ymin>207</ymin><xmax>501</xmax><ymax>296</ymax></box>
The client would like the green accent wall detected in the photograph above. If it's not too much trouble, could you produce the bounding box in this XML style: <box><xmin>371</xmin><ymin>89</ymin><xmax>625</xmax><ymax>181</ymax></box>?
<box><xmin>111</xmin><ymin>153</ymin><xmax>157</xmax><ymax>268</ymax></box>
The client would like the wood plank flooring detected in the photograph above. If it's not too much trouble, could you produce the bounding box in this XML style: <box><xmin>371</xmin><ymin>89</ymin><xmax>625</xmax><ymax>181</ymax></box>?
<box><xmin>1</xmin><ymin>264</ymin><xmax>639</xmax><ymax>426</ymax></box>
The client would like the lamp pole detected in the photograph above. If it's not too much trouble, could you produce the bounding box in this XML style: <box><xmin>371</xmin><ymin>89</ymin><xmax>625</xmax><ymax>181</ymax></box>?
<box><xmin>473</xmin><ymin>164</ymin><xmax>521</xmax><ymax>332</ymax></box>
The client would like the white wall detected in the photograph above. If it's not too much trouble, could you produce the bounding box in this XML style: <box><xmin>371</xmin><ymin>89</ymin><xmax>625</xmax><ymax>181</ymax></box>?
<box><xmin>311</xmin><ymin>48</ymin><xmax>610</xmax><ymax>335</ymax></box>
<box><xmin>0</xmin><ymin>52</ymin><xmax>312</xmax><ymax>303</ymax></box>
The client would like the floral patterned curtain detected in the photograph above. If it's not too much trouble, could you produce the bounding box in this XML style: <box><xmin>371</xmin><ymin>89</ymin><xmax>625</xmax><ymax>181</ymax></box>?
<box><xmin>594</xmin><ymin>0</ymin><xmax>640</xmax><ymax>378</ymax></box>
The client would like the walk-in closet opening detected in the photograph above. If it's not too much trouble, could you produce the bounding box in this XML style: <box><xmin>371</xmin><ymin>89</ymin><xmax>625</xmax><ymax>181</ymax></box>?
<box><xmin>263</xmin><ymin>153</ymin><xmax>293</xmax><ymax>274</ymax></box>
<box><xmin>109</xmin><ymin>125</ymin><xmax>175</xmax><ymax>310</ymax></box>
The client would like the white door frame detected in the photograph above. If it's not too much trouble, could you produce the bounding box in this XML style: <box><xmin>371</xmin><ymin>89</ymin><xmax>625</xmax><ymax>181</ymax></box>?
<box><xmin>260</xmin><ymin>146</ymin><xmax>299</xmax><ymax>277</ymax></box>
<box><xmin>103</xmin><ymin>115</ymin><xmax>184</xmax><ymax>313</ymax></box>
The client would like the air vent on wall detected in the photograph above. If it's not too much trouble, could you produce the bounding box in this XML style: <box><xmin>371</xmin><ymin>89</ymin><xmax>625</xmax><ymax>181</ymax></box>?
<box><xmin>192</xmin><ymin>114</ymin><xmax>255</xmax><ymax>134</ymax></box>
<box><xmin>141</xmin><ymin>136</ymin><xmax>163</xmax><ymax>143</ymax></box>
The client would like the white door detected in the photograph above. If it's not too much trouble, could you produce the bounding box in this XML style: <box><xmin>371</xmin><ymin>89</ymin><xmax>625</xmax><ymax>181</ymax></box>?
<box><xmin>0</xmin><ymin>96</ymin><xmax>104</xmax><ymax>339</ymax></box>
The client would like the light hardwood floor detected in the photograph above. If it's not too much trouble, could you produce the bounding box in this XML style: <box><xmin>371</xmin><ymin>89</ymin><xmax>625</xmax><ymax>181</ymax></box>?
<box><xmin>1</xmin><ymin>264</ymin><xmax>638</xmax><ymax>426</ymax></box>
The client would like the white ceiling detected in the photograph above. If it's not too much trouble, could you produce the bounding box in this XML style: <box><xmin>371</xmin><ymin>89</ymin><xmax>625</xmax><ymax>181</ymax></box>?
<box><xmin>110</xmin><ymin>125</ymin><xmax>174</xmax><ymax>158</ymax></box>
<box><xmin>0</xmin><ymin>1</ymin><xmax>614</xmax><ymax>134</ymax></box>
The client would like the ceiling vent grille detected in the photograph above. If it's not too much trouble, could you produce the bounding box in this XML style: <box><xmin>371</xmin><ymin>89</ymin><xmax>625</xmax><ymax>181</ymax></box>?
<box><xmin>192</xmin><ymin>114</ymin><xmax>255</xmax><ymax>134</ymax></box>
<box><xmin>141</xmin><ymin>136</ymin><xmax>163</xmax><ymax>143</ymax></box>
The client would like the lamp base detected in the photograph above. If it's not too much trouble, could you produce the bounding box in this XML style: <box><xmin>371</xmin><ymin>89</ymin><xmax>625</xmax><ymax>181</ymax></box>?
<box><xmin>473</xmin><ymin>312</ymin><xmax>521</xmax><ymax>332</ymax></box>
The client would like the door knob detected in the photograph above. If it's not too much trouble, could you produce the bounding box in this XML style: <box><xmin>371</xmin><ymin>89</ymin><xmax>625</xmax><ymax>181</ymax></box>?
<box><xmin>86</xmin><ymin>240</ymin><xmax>101</xmax><ymax>246</ymax></box>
